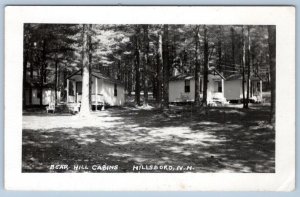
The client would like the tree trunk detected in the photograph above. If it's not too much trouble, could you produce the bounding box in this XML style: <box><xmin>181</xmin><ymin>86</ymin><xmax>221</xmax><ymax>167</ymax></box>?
<box><xmin>162</xmin><ymin>25</ymin><xmax>169</xmax><ymax>109</ymax></box>
<box><xmin>134</xmin><ymin>26</ymin><xmax>141</xmax><ymax>106</ymax></box>
<box><xmin>54</xmin><ymin>56</ymin><xmax>58</xmax><ymax>104</ymax></box>
<box><xmin>29</xmin><ymin>59</ymin><xmax>33</xmax><ymax>104</ymax></box>
<box><xmin>79</xmin><ymin>24</ymin><xmax>90</xmax><ymax>116</ymax></box>
<box><xmin>202</xmin><ymin>25</ymin><xmax>209</xmax><ymax>106</ymax></box>
<box><xmin>246</xmin><ymin>26</ymin><xmax>251</xmax><ymax>108</ymax></box>
<box><xmin>194</xmin><ymin>26</ymin><xmax>201</xmax><ymax>106</ymax></box>
<box><xmin>143</xmin><ymin>25</ymin><xmax>149</xmax><ymax>106</ymax></box>
<box><xmin>242</xmin><ymin>27</ymin><xmax>246</xmax><ymax>108</ymax></box>
<box><xmin>124</xmin><ymin>60</ymin><xmax>128</xmax><ymax>94</ymax></box>
<box><xmin>156</xmin><ymin>31</ymin><xmax>163</xmax><ymax>106</ymax></box>
<box><xmin>88</xmin><ymin>24</ymin><xmax>93</xmax><ymax>110</ymax></box>
<box><xmin>23</xmin><ymin>55</ymin><xmax>27</xmax><ymax>108</ymax></box>
<box><xmin>268</xmin><ymin>26</ymin><xmax>276</xmax><ymax>125</ymax></box>
<box><xmin>217</xmin><ymin>25</ymin><xmax>222</xmax><ymax>72</ymax></box>
<box><xmin>40</xmin><ymin>40</ymin><xmax>46</xmax><ymax>106</ymax></box>
<box><xmin>127</xmin><ymin>62</ymin><xmax>133</xmax><ymax>96</ymax></box>
<box><xmin>230</xmin><ymin>27</ymin><xmax>235</xmax><ymax>69</ymax></box>
<box><xmin>63</xmin><ymin>68</ymin><xmax>67</xmax><ymax>101</ymax></box>
<box><xmin>152</xmin><ymin>75</ymin><xmax>157</xmax><ymax>99</ymax></box>
<box><xmin>57</xmin><ymin>63</ymin><xmax>61</xmax><ymax>101</ymax></box>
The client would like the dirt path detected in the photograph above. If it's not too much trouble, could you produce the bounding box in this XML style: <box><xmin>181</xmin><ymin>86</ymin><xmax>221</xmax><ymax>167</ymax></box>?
<box><xmin>22</xmin><ymin>105</ymin><xmax>275</xmax><ymax>173</ymax></box>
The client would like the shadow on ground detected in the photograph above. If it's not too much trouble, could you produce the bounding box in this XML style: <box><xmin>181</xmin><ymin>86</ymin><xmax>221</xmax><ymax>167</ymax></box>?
<box><xmin>22</xmin><ymin>104</ymin><xmax>275</xmax><ymax>173</ymax></box>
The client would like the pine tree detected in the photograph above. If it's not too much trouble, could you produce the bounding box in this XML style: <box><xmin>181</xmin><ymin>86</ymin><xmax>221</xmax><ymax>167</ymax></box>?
<box><xmin>194</xmin><ymin>25</ymin><xmax>201</xmax><ymax>106</ymax></box>
<box><xmin>268</xmin><ymin>25</ymin><xmax>276</xmax><ymax>125</ymax></box>
<box><xmin>142</xmin><ymin>25</ymin><xmax>149</xmax><ymax>106</ymax></box>
<box><xmin>162</xmin><ymin>25</ymin><xmax>170</xmax><ymax>109</ymax></box>
<box><xmin>245</xmin><ymin>26</ymin><xmax>251</xmax><ymax>108</ymax></box>
<box><xmin>134</xmin><ymin>25</ymin><xmax>141</xmax><ymax>106</ymax></box>
<box><xmin>79</xmin><ymin>24</ymin><xmax>90</xmax><ymax>116</ymax></box>
<box><xmin>202</xmin><ymin>25</ymin><xmax>209</xmax><ymax>106</ymax></box>
<box><xmin>242</xmin><ymin>26</ymin><xmax>246</xmax><ymax>108</ymax></box>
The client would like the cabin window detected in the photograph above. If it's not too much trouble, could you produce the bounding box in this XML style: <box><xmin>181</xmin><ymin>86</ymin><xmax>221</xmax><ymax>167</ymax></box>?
<box><xmin>76</xmin><ymin>82</ymin><xmax>82</xmax><ymax>95</ymax></box>
<box><xmin>215</xmin><ymin>81</ymin><xmax>222</xmax><ymax>93</ymax></box>
<box><xmin>114</xmin><ymin>84</ymin><xmax>117</xmax><ymax>96</ymax></box>
<box><xmin>184</xmin><ymin>80</ymin><xmax>190</xmax><ymax>93</ymax></box>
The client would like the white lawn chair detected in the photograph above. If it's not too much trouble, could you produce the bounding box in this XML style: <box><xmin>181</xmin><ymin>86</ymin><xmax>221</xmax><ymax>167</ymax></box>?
<box><xmin>46</xmin><ymin>102</ymin><xmax>56</xmax><ymax>113</ymax></box>
<box><xmin>69</xmin><ymin>103</ymin><xmax>81</xmax><ymax>114</ymax></box>
<box><xmin>73</xmin><ymin>103</ymin><xmax>80</xmax><ymax>113</ymax></box>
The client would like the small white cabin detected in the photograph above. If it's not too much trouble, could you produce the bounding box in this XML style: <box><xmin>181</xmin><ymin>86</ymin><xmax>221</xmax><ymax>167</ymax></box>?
<box><xmin>24</xmin><ymin>85</ymin><xmax>60</xmax><ymax>106</ymax></box>
<box><xmin>169</xmin><ymin>69</ymin><xmax>227</xmax><ymax>104</ymax></box>
<box><xmin>66</xmin><ymin>69</ymin><xmax>125</xmax><ymax>109</ymax></box>
<box><xmin>224</xmin><ymin>74</ymin><xmax>263</xmax><ymax>103</ymax></box>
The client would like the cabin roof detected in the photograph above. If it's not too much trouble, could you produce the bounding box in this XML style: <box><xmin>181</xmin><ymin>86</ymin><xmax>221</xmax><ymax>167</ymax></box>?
<box><xmin>169</xmin><ymin>68</ymin><xmax>225</xmax><ymax>81</ymax></box>
<box><xmin>226</xmin><ymin>73</ymin><xmax>262</xmax><ymax>81</ymax></box>
<box><xmin>169</xmin><ymin>73</ymin><xmax>194</xmax><ymax>81</ymax></box>
<box><xmin>66</xmin><ymin>69</ymin><xmax>124</xmax><ymax>86</ymax></box>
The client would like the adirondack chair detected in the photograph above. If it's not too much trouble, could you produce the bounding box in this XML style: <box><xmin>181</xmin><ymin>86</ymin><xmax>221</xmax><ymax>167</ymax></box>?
<box><xmin>46</xmin><ymin>102</ymin><xmax>56</xmax><ymax>113</ymax></box>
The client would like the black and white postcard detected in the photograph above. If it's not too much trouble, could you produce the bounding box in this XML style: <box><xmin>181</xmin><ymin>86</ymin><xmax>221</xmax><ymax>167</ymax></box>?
<box><xmin>4</xmin><ymin>6</ymin><xmax>295</xmax><ymax>191</ymax></box>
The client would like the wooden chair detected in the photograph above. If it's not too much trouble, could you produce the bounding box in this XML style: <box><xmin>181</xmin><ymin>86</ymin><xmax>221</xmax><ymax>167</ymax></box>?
<box><xmin>46</xmin><ymin>102</ymin><xmax>56</xmax><ymax>113</ymax></box>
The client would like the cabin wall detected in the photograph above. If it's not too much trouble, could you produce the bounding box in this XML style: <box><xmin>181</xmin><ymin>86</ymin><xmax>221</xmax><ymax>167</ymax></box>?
<box><xmin>101</xmin><ymin>80</ymin><xmax>125</xmax><ymax>106</ymax></box>
<box><xmin>91</xmin><ymin>77</ymin><xmax>102</xmax><ymax>95</ymax></box>
<box><xmin>25</xmin><ymin>88</ymin><xmax>60</xmax><ymax>105</ymax></box>
<box><xmin>169</xmin><ymin>75</ymin><xmax>225</xmax><ymax>103</ymax></box>
<box><xmin>225</xmin><ymin>79</ymin><xmax>263</xmax><ymax>101</ymax></box>
<box><xmin>169</xmin><ymin>79</ymin><xmax>195</xmax><ymax>102</ymax></box>
<box><xmin>224</xmin><ymin>80</ymin><xmax>242</xmax><ymax>100</ymax></box>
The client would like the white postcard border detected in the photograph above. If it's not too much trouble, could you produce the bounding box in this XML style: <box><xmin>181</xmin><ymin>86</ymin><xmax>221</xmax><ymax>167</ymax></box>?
<box><xmin>4</xmin><ymin>6</ymin><xmax>295</xmax><ymax>191</ymax></box>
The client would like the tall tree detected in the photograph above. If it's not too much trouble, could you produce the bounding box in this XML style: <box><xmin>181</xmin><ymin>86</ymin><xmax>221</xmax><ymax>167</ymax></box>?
<box><xmin>134</xmin><ymin>25</ymin><xmax>141</xmax><ymax>106</ymax></box>
<box><xmin>23</xmin><ymin>24</ymin><xmax>31</xmax><ymax>108</ymax></box>
<box><xmin>217</xmin><ymin>25</ymin><xmax>223</xmax><ymax>72</ymax></box>
<box><xmin>194</xmin><ymin>25</ymin><xmax>201</xmax><ymax>106</ymax></box>
<box><xmin>245</xmin><ymin>26</ymin><xmax>251</xmax><ymax>108</ymax></box>
<box><xmin>202</xmin><ymin>25</ymin><xmax>209</xmax><ymax>106</ymax></box>
<box><xmin>88</xmin><ymin>24</ymin><xmax>93</xmax><ymax>109</ymax></box>
<box><xmin>142</xmin><ymin>25</ymin><xmax>149</xmax><ymax>106</ymax></box>
<box><xmin>162</xmin><ymin>25</ymin><xmax>170</xmax><ymax>108</ymax></box>
<box><xmin>40</xmin><ymin>39</ymin><xmax>47</xmax><ymax>106</ymax></box>
<box><xmin>241</xmin><ymin>26</ymin><xmax>246</xmax><ymax>108</ymax></box>
<box><xmin>268</xmin><ymin>25</ymin><xmax>276</xmax><ymax>125</ymax></box>
<box><xmin>79</xmin><ymin>24</ymin><xmax>90</xmax><ymax>116</ymax></box>
<box><xmin>230</xmin><ymin>27</ymin><xmax>235</xmax><ymax>68</ymax></box>
<box><xmin>156</xmin><ymin>30</ymin><xmax>163</xmax><ymax>106</ymax></box>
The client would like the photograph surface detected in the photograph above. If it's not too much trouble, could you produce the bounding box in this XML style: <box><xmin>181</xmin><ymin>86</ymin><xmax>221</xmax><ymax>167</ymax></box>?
<box><xmin>22</xmin><ymin>23</ymin><xmax>276</xmax><ymax>173</ymax></box>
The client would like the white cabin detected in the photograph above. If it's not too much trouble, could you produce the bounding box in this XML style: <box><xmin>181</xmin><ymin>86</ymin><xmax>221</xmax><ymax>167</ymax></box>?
<box><xmin>66</xmin><ymin>69</ymin><xmax>125</xmax><ymax>109</ymax></box>
<box><xmin>169</xmin><ymin>69</ymin><xmax>227</xmax><ymax>104</ymax></box>
<box><xmin>224</xmin><ymin>74</ymin><xmax>263</xmax><ymax>103</ymax></box>
<box><xmin>24</xmin><ymin>87</ymin><xmax>60</xmax><ymax>106</ymax></box>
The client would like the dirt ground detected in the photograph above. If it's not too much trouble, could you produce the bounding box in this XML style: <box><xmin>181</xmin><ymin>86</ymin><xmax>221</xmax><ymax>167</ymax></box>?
<box><xmin>22</xmin><ymin>104</ymin><xmax>275</xmax><ymax>173</ymax></box>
